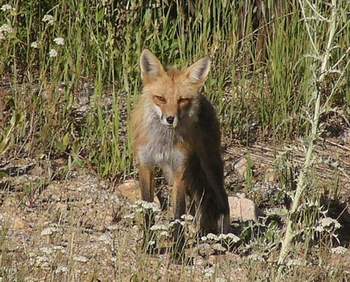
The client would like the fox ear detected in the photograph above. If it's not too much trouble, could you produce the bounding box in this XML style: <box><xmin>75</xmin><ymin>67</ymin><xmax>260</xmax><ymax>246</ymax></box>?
<box><xmin>186</xmin><ymin>57</ymin><xmax>211</xmax><ymax>84</ymax></box>
<box><xmin>140</xmin><ymin>49</ymin><xmax>164</xmax><ymax>81</ymax></box>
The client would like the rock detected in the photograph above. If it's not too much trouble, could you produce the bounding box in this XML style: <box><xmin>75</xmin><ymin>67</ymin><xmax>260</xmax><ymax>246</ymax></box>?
<box><xmin>228</xmin><ymin>196</ymin><xmax>257</xmax><ymax>222</ymax></box>
<box><xmin>13</xmin><ymin>216</ymin><xmax>26</xmax><ymax>230</ymax></box>
<box><xmin>116</xmin><ymin>180</ymin><xmax>140</xmax><ymax>203</ymax></box>
<box><xmin>98</xmin><ymin>233</ymin><xmax>112</xmax><ymax>245</ymax></box>
<box><xmin>116</xmin><ymin>180</ymin><xmax>160</xmax><ymax>205</ymax></box>
<box><xmin>55</xmin><ymin>266</ymin><xmax>68</xmax><ymax>274</ymax></box>
<box><xmin>41</xmin><ymin>227</ymin><xmax>58</xmax><ymax>236</ymax></box>
<box><xmin>40</xmin><ymin>247</ymin><xmax>54</xmax><ymax>255</ymax></box>
<box><xmin>234</xmin><ymin>157</ymin><xmax>248</xmax><ymax>178</ymax></box>
<box><xmin>73</xmin><ymin>255</ymin><xmax>88</xmax><ymax>263</ymax></box>
<box><xmin>215</xmin><ymin>278</ymin><xmax>228</xmax><ymax>282</ymax></box>
<box><xmin>29</xmin><ymin>165</ymin><xmax>45</xmax><ymax>177</ymax></box>
<box><xmin>106</xmin><ymin>224</ymin><xmax>119</xmax><ymax>231</ymax></box>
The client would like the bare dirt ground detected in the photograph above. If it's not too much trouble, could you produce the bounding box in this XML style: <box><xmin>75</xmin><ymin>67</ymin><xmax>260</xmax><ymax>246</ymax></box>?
<box><xmin>1</xmin><ymin>133</ymin><xmax>350</xmax><ymax>281</ymax></box>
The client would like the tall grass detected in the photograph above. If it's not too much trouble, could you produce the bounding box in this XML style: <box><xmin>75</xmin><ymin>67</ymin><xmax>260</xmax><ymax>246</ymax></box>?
<box><xmin>0</xmin><ymin>0</ymin><xmax>349</xmax><ymax>178</ymax></box>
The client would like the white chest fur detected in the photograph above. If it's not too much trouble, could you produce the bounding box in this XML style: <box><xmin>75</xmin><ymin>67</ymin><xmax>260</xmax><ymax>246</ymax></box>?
<box><xmin>137</xmin><ymin>106</ymin><xmax>187</xmax><ymax>172</ymax></box>
<box><xmin>138</xmin><ymin>132</ymin><xmax>185</xmax><ymax>171</ymax></box>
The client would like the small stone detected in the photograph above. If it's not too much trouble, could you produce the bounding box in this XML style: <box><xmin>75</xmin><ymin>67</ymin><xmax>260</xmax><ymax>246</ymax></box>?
<box><xmin>73</xmin><ymin>255</ymin><xmax>88</xmax><ymax>263</ymax></box>
<box><xmin>41</xmin><ymin>227</ymin><xmax>57</xmax><ymax>236</ymax></box>
<box><xmin>116</xmin><ymin>180</ymin><xmax>160</xmax><ymax>205</ymax></box>
<box><xmin>98</xmin><ymin>233</ymin><xmax>112</xmax><ymax>245</ymax></box>
<box><xmin>228</xmin><ymin>196</ymin><xmax>257</xmax><ymax>222</ymax></box>
<box><xmin>13</xmin><ymin>216</ymin><xmax>26</xmax><ymax>230</ymax></box>
<box><xmin>55</xmin><ymin>266</ymin><xmax>68</xmax><ymax>274</ymax></box>
<box><xmin>116</xmin><ymin>180</ymin><xmax>140</xmax><ymax>203</ymax></box>
<box><xmin>30</xmin><ymin>165</ymin><xmax>44</xmax><ymax>177</ymax></box>
<box><xmin>234</xmin><ymin>157</ymin><xmax>249</xmax><ymax>178</ymax></box>
<box><xmin>40</xmin><ymin>247</ymin><xmax>54</xmax><ymax>255</ymax></box>
<box><xmin>106</xmin><ymin>224</ymin><xmax>119</xmax><ymax>231</ymax></box>
<box><xmin>53</xmin><ymin>246</ymin><xmax>66</xmax><ymax>252</ymax></box>
<box><xmin>216</xmin><ymin>278</ymin><xmax>228</xmax><ymax>282</ymax></box>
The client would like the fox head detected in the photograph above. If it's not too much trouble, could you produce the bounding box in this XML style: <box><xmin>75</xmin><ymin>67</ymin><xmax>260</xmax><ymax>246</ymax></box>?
<box><xmin>140</xmin><ymin>49</ymin><xmax>210</xmax><ymax>128</ymax></box>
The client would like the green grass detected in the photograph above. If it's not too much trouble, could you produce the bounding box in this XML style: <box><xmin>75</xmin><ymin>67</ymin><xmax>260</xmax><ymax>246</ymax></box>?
<box><xmin>1</xmin><ymin>0</ymin><xmax>349</xmax><ymax>176</ymax></box>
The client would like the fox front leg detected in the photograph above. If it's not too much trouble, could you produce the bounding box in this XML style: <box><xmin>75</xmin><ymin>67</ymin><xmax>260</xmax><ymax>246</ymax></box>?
<box><xmin>138</xmin><ymin>165</ymin><xmax>156</xmax><ymax>253</ymax></box>
<box><xmin>171</xmin><ymin>170</ymin><xmax>187</xmax><ymax>262</ymax></box>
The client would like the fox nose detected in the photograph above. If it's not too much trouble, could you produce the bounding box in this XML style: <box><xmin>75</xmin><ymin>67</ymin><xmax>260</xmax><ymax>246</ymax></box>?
<box><xmin>166</xmin><ymin>116</ymin><xmax>174</xmax><ymax>124</ymax></box>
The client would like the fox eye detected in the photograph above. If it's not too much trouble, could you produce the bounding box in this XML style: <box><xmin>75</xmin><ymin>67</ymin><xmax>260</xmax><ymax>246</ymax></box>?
<box><xmin>178</xmin><ymin>98</ymin><xmax>191</xmax><ymax>106</ymax></box>
<box><xmin>153</xmin><ymin>95</ymin><xmax>166</xmax><ymax>104</ymax></box>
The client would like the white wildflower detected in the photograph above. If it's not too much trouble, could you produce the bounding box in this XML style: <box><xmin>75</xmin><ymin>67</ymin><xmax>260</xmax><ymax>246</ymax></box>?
<box><xmin>53</xmin><ymin>37</ymin><xmax>64</xmax><ymax>46</ymax></box>
<box><xmin>248</xmin><ymin>254</ymin><xmax>265</xmax><ymax>262</ymax></box>
<box><xmin>150</xmin><ymin>224</ymin><xmax>168</xmax><ymax>231</ymax></box>
<box><xmin>212</xmin><ymin>243</ymin><xmax>227</xmax><ymax>252</ymax></box>
<box><xmin>286</xmin><ymin>258</ymin><xmax>303</xmax><ymax>266</ymax></box>
<box><xmin>136</xmin><ymin>200</ymin><xmax>160</xmax><ymax>212</ymax></box>
<box><xmin>226</xmin><ymin>233</ymin><xmax>240</xmax><ymax>242</ymax></box>
<box><xmin>0</xmin><ymin>24</ymin><xmax>13</xmax><ymax>34</ymax></box>
<box><xmin>42</xmin><ymin>14</ymin><xmax>54</xmax><ymax>25</ymax></box>
<box><xmin>30</xmin><ymin>41</ymin><xmax>38</xmax><ymax>48</ymax></box>
<box><xmin>1</xmin><ymin>4</ymin><xmax>13</xmax><ymax>11</ymax></box>
<box><xmin>207</xmin><ymin>233</ymin><xmax>219</xmax><ymax>241</ymax></box>
<box><xmin>181</xmin><ymin>214</ymin><xmax>194</xmax><ymax>221</ymax></box>
<box><xmin>218</xmin><ymin>233</ymin><xmax>240</xmax><ymax>243</ymax></box>
<box><xmin>331</xmin><ymin>246</ymin><xmax>348</xmax><ymax>255</ymax></box>
<box><xmin>319</xmin><ymin>217</ymin><xmax>341</xmax><ymax>229</ymax></box>
<box><xmin>123</xmin><ymin>213</ymin><xmax>135</xmax><ymax>220</ymax></box>
<box><xmin>169</xmin><ymin>219</ymin><xmax>185</xmax><ymax>227</ymax></box>
<box><xmin>148</xmin><ymin>240</ymin><xmax>155</xmax><ymax>246</ymax></box>
<box><xmin>201</xmin><ymin>236</ymin><xmax>208</xmax><ymax>242</ymax></box>
<box><xmin>0</xmin><ymin>32</ymin><xmax>4</xmax><ymax>41</ymax></box>
<box><xmin>135</xmin><ymin>207</ymin><xmax>143</xmax><ymax>213</ymax></box>
<box><xmin>49</xmin><ymin>49</ymin><xmax>58</xmax><ymax>58</ymax></box>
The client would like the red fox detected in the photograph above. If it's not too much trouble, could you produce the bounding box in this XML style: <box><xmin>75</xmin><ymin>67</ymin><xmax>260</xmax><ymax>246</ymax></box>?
<box><xmin>131</xmin><ymin>49</ymin><xmax>230</xmax><ymax>254</ymax></box>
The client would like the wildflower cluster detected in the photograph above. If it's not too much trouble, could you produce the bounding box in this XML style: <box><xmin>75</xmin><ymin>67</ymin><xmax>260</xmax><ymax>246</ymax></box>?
<box><xmin>201</xmin><ymin>232</ymin><xmax>240</xmax><ymax>253</ymax></box>
<box><xmin>0</xmin><ymin>23</ymin><xmax>14</xmax><ymax>41</ymax></box>
<box><xmin>1</xmin><ymin>4</ymin><xmax>14</xmax><ymax>12</ymax></box>
<box><xmin>131</xmin><ymin>200</ymin><xmax>161</xmax><ymax>214</ymax></box>
<box><xmin>53</xmin><ymin>37</ymin><xmax>64</xmax><ymax>46</ymax></box>
<box><xmin>42</xmin><ymin>14</ymin><xmax>54</xmax><ymax>26</ymax></box>
<box><xmin>27</xmin><ymin>14</ymin><xmax>65</xmax><ymax>58</ymax></box>
<box><xmin>315</xmin><ymin>216</ymin><xmax>341</xmax><ymax>243</ymax></box>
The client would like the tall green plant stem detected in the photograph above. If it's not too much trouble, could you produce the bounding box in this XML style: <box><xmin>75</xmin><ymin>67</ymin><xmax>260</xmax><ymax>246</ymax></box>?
<box><xmin>277</xmin><ymin>0</ymin><xmax>337</xmax><ymax>268</ymax></box>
